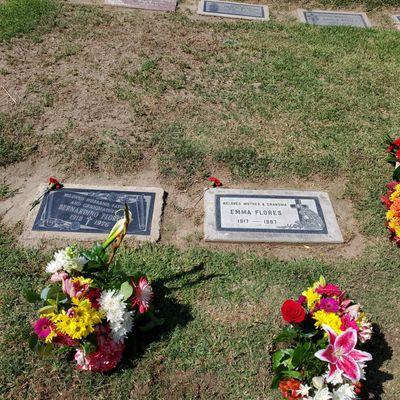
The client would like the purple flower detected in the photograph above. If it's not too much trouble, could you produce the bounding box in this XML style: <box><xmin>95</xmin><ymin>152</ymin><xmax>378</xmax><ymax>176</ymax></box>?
<box><xmin>33</xmin><ymin>318</ymin><xmax>53</xmax><ymax>339</ymax></box>
<box><xmin>317</xmin><ymin>298</ymin><xmax>339</xmax><ymax>313</ymax></box>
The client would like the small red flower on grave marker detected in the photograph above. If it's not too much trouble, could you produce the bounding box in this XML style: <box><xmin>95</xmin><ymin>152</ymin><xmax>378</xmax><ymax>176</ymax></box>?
<box><xmin>208</xmin><ymin>177</ymin><xmax>222</xmax><ymax>187</ymax></box>
<box><xmin>48</xmin><ymin>177</ymin><xmax>63</xmax><ymax>190</ymax></box>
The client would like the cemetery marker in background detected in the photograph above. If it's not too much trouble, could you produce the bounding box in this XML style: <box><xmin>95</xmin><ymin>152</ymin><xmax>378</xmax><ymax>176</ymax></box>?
<box><xmin>24</xmin><ymin>185</ymin><xmax>164</xmax><ymax>243</ymax></box>
<box><xmin>198</xmin><ymin>0</ymin><xmax>269</xmax><ymax>21</ymax></box>
<box><xmin>392</xmin><ymin>15</ymin><xmax>400</xmax><ymax>29</ymax></box>
<box><xmin>298</xmin><ymin>9</ymin><xmax>371</xmax><ymax>28</ymax></box>
<box><xmin>204</xmin><ymin>188</ymin><xmax>343</xmax><ymax>243</ymax></box>
<box><xmin>105</xmin><ymin>0</ymin><xmax>177</xmax><ymax>11</ymax></box>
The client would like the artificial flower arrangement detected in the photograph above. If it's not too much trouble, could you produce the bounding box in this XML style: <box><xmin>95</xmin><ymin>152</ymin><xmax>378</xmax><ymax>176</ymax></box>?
<box><xmin>381</xmin><ymin>136</ymin><xmax>400</xmax><ymax>245</ymax></box>
<box><xmin>271</xmin><ymin>277</ymin><xmax>373</xmax><ymax>400</ymax></box>
<box><xmin>25</xmin><ymin>205</ymin><xmax>160</xmax><ymax>372</ymax></box>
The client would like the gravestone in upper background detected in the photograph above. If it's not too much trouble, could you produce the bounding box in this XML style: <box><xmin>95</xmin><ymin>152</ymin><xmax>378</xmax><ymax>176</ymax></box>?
<box><xmin>204</xmin><ymin>188</ymin><xmax>343</xmax><ymax>243</ymax></box>
<box><xmin>297</xmin><ymin>9</ymin><xmax>371</xmax><ymax>28</ymax></box>
<box><xmin>198</xmin><ymin>0</ymin><xmax>269</xmax><ymax>21</ymax></box>
<box><xmin>24</xmin><ymin>185</ymin><xmax>164</xmax><ymax>243</ymax></box>
<box><xmin>105</xmin><ymin>0</ymin><xmax>177</xmax><ymax>11</ymax></box>
<box><xmin>392</xmin><ymin>15</ymin><xmax>400</xmax><ymax>29</ymax></box>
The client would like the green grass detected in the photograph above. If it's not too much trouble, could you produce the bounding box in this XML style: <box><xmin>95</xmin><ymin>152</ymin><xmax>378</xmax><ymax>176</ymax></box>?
<box><xmin>0</xmin><ymin>0</ymin><xmax>58</xmax><ymax>41</ymax></box>
<box><xmin>0</xmin><ymin>231</ymin><xmax>398</xmax><ymax>399</ymax></box>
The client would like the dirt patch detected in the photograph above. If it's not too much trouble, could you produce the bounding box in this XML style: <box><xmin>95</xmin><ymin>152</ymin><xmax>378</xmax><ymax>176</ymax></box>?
<box><xmin>0</xmin><ymin>155</ymin><xmax>368</xmax><ymax>259</ymax></box>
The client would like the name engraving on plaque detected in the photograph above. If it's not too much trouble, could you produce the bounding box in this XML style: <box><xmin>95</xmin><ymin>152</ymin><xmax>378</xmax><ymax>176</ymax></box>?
<box><xmin>198</xmin><ymin>0</ymin><xmax>269</xmax><ymax>20</ymax></box>
<box><xmin>216</xmin><ymin>195</ymin><xmax>327</xmax><ymax>233</ymax></box>
<box><xmin>300</xmin><ymin>10</ymin><xmax>370</xmax><ymax>28</ymax></box>
<box><xmin>32</xmin><ymin>188</ymin><xmax>156</xmax><ymax>235</ymax></box>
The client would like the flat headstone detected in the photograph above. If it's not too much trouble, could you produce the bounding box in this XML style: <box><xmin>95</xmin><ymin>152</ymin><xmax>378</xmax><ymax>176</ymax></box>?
<box><xmin>204</xmin><ymin>188</ymin><xmax>343</xmax><ymax>243</ymax></box>
<box><xmin>105</xmin><ymin>0</ymin><xmax>176</xmax><ymax>11</ymax></box>
<box><xmin>392</xmin><ymin>15</ymin><xmax>400</xmax><ymax>28</ymax></box>
<box><xmin>297</xmin><ymin>9</ymin><xmax>371</xmax><ymax>28</ymax></box>
<box><xmin>198</xmin><ymin>0</ymin><xmax>269</xmax><ymax>21</ymax></box>
<box><xmin>24</xmin><ymin>185</ymin><xmax>164</xmax><ymax>243</ymax></box>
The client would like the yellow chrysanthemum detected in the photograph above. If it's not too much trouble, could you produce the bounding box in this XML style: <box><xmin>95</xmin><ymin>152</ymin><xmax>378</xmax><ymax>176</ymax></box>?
<box><xmin>71</xmin><ymin>276</ymin><xmax>93</xmax><ymax>286</ymax></box>
<box><xmin>49</xmin><ymin>297</ymin><xmax>103</xmax><ymax>340</ymax></box>
<box><xmin>302</xmin><ymin>287</ymin><xmax>321</xmax><ymax>310</ymax></box>
<box><xmin>313</xmin><ymin>310</ymin><xmax>342</xmax><ymax>334</ymax></box>
<box><xmin>44</xmin><ymin>328</ymin><xmax>57</xmax><ymax>343</ymax></box>
<box><xmin>389</xmin><ymin>185</ymin><xmax>400</xmax><ymax>202</ymax></box>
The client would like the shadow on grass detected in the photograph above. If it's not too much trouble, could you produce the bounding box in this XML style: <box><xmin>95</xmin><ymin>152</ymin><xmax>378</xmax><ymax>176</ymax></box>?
<box><xmin>363</xmin><ymin>324</ymin><xmax>393</xmax><ymax>399</ymax></box>
<box><xmin>121</xmin><ymin>263</ymin><xmax>225</xmax><ymax>368</ymax></box>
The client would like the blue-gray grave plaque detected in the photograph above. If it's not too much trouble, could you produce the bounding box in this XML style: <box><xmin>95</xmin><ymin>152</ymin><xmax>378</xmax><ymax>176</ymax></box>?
<box><xmin>29</xmin><ymin>186</ymin><xmax>165</xmax><ymax>241</ymax></box>
<box><xmin>198</xmin><ymin>0</ymin><xmax>269</xmax><ymax>20</ymax></box>
<box><xmin>393</xmin><ymin>15</ymin><xmax>400</xmax><ymax>24</ymax></box>
<box><xmin>204</xmin><ymin>188</ymin><xmax>343</xmax><ymax>243</ymax></box>
<box><xmin>300</xmin><ymin>10</ymin><xmax>370</xmax><ymax>28</ymax></box>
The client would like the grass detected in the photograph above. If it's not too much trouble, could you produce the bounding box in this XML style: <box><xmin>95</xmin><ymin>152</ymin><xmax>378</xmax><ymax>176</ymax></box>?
<box><xmin>0</xmin><ymin>230</ymin><xmax>398</xmax><ymax>399</ymax></box>
<box><xmin>0</xmin><ymin>0</ymin><xmax>58</xmax><ymax>41</ymax></box>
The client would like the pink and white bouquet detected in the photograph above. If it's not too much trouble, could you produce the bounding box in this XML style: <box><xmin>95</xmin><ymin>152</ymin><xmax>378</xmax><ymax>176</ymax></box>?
<box><xmin>25</xmin><ymin>205</ymin><xmax>161</xmax><ymax>372</ymax></box>
<box><xmin>272</xmin><ymin>277</ymin><xmax>373</xmax><ymax>400</ymax></box>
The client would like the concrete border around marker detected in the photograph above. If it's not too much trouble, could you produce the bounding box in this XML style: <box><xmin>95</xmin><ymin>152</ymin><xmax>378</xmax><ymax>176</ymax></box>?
<box><xmin>198</xmin><ymin>0</ymin><xmax>269</xmax><ymax>21</ymax></box>
<box><xmin>22</xmin><ymin>184</ymin><xmax>165</xmax><ymax>245</ymax></box>
<box><xmin>297</xmin><ymin>9</ymin><xmax>372</xmax><ymax>28</ymax></box>
<box><xmin>204</xmin><ymin>188</ymin><xmax>344</xmax><ymax>244</ymax></box>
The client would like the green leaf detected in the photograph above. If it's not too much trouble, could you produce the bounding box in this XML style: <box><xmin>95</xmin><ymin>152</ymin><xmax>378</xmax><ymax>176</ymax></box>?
<box><xmin>275</xmin><ymin>327</ymin><xmax>298</xmax><ymax>343</ymax></box>
<box><xmin>38</xmin><ymin>305</ymin><xmax>55</xmax><ymax>315</ymax></box>
<box><xmin>272</xmin><ymin>350</ymin><xmax>286</xmax><ymax>370</ymax></box>
<box><xmin>37</xmin><ymin>343</ymin><xmax>54</xmax><ymax>357</ymax></box>
<box><xmin>82</xmin><ymin>340</ymin><xmax>96</xmax><ymax>355</ymax></box>
<box><xmin>120</xmin><ymin>281</ymin><xmax>133</xmax><ymax>300</ymax></box>
<box><xmin>271</xmin><ymin>374</ymin><xmax>283</xmax><ymax>389</ymax></box>
<box><xmin>393</xmin><ymin>165</ymin><xmax>400</xmax><ymax>181</ymax></box>
<box><xmin>292</xmin><ymin>345</ymin><xmax>305</xmax><ymax>368</ymax></box>
<box><xmin>282</xmin><ymin>370</ymin><xmax>302</xmax><ymax>380</ymax></box>
<box><xmin>40</xmin><ymin>287</ymin><xmax>50</xmax><ymax>300</ymax></box>
<box><xmin>24</xmin><ymin>289</ymin><xmax>41</xmax><ymax>303</ymax></box>
<box><xmin>28</xmin><ymin>334</ymin><xmax>38</xmax><ymax>351</ymax></box>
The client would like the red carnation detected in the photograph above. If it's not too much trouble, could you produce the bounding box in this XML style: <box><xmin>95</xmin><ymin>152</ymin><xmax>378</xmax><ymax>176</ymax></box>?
<box><xmin>208</xmin><ymin>177</ymin><xmax>222</xmax><ymax>187</ymax></box>
<box><xmin>386</xmin><ymin>181</ymin><xmax>398</xmax><ymax>191</ymax></box>
<box><xmin>387</xmin><ymin>145</ymin><xmax>394</xmax><ymax>153</ymax></box>
<box><xmin>380</xmin><ymin>195</ymin><xmax>392</xmax><ymax>209</ymax></box>
<box><xmin>281</xmin><ymin>299</ymin><xmax>305</xmax><ymax>324</ymax></box>
<box><xmin>49</xmin><ymin>177</ymin><xmax>63</xmax><ymax>190</ymax></box>
<box><xmin>396</xmin><ymin>149</ymin><xmax>400</xmax><ymax>160</ymax></box>
<box><xmin>393</xmin><ymin>138</ymin><xmax>400</xmax><ymax>147</ymax></box>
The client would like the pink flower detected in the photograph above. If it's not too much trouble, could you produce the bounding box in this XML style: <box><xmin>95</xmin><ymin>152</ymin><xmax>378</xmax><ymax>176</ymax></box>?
<box><xmin>315</xmin><ymin>326</ymin><xmax>372</xmax><ymax>382</ymax></box>
<box><xmin>131</xmin><ymin>277</ymin><xmax>153</xmax><ymax>314</ymax></box>
<box><xmin>297</xmin><ymin>295</ymin><xmax>306</xmax><ymax>305</ymax></box>
<box><xmin>316</xmin><ymin>298</ymin><xmax>339</xmax><ymax>313</ymax></box>
<box><xmin>62</xmin><ymin>277</ymin><xmax>88</xmax><ymax>298</ymax></box>
<box><xmin>74</xmin><ymin>325</ymin><xmax>125</xmax><ymax>372</ymax></box>
<box><xmin>33</xmin><ymin>318</ymin><xmax>54</xmax><ymax>339</ymax></box>
<box><xmin>315</xmin><ymin>283</ymin><xmax>342</xmax><ymax>297</ymax></box>
<box><xmin>341</xmin><ymin>314</ymin><xmax>359</xmax><ymax>332</ymax></box>
<box><xmin>50</xmin><ymin>271</ymin><xmax>68</xmax><ymax>282</ymax></box>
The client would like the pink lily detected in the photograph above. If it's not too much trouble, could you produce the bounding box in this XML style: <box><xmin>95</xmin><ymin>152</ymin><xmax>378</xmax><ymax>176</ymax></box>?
<box><xmin>131</xmin><ymin>277</ymin><xmax>154</xmax><ymax>314</ymax></box>
<box><xmin>315</xmin><ymin>325</ymin><xmax>372</xmax><ymax>382</ymax></box>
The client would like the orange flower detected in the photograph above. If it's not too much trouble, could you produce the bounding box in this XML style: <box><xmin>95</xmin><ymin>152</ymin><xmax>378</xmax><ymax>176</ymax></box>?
<box><xmin>278</xmin><ymin>378</ymin><xmax>302</xmax><ymax>400</ymax></box>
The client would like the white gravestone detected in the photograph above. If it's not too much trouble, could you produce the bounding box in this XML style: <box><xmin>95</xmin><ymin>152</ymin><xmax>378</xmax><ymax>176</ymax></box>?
<box><xmin>297</xmin><ymin>9</ymin><xmax>371</xmax><ymax>28</ymax></box>
<box><xmin>204</xmin><ymin>188</ymin><xmax>343</xmax><ymax>243</ymax></box>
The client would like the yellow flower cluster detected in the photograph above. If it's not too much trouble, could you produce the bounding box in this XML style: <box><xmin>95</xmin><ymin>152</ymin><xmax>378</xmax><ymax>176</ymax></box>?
<box><xmin>49</xmin><ymin>297</ymin><xmax>104</xmax><ymax>340</ymax></box>
<box><xmin>386</xmin><ymin>195</ymin><xmax>400</xmax><ymax>238</ymax></box>
<box><xmin>313</xmin><ymin>310</ymin><xmax>342</xmax><ymax>334</ymax></box>
<box><xmin>302</xmin><ymin>287</ymin><xmax>321</xmax><ymax>310</ymax></box>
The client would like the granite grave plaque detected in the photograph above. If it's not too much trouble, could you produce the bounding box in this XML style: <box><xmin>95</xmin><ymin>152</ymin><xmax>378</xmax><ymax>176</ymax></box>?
<box><xmin>198</xmin><ymin>0</ymin><xmax>269</xmax><ymax>21</ymax></box>
<box><xmin>25</xmin><ymin>185</ymin><xmax>164</xmax><ymax>243</ymax></box>
<box><xmin>298</xmin><ymin>9</ymin><xmax>371</xmax><ymax>28</ymax></box>
<box><xmin>105</xmin><ymin>0</ymin><xmax>177</xmax><ymax>12</ymax></box>
<box><xmin>204</xmin><ymin>188</ymin><xmax>343</xmax><ymax>243</ymax></box>
<box><xmin>392</xmin><ymin>15</ymin><xmax>400</xmax><ymax>27</ymax></box>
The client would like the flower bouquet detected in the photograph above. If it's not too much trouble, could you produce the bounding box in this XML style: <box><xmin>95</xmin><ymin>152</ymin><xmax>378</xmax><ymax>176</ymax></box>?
<box><xmin>271</xmin><ymin>277</ymin><xmax>373</xmax><ymax>400</ymax></box>
<box><xmin>25</xmin><ymin>205</ymin><xmax>161</xmax><ymax>372</ymax></box>
<box><xmin>384</xmin><ymin>135</ymin><xmax>400</xmax><ymax>180</ymax></box>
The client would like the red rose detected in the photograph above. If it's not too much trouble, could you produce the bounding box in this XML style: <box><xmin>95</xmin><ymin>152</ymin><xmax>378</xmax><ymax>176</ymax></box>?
<box><xmin>281</xmin><ymin>299</ymin><xmax>305</xmax><ymax>324</ymax></box>
<box><xmin>396</xmin><ymin>149</ymin><xmax>400</xmax><ymax>160</ymax></box>
<box><xmin>208</xmin><ymin>177</ymin><xmax>222</xmax><ymax>187</ymax></box>
<box><xmin>393</xmin><ymin>138</ymin><xmax>400</xmax><ymax>147</ymax></box>
<box><xmin>387</xmin><ymin>145</ymin><xmax>394</xmax><ymax>153</ymax></box>
<box><xmin>48</xmin><ymin>177</ymin><xmax>63</xmax><ymax>190</ymax></box>
<box><xmin>386</xmin><ymin>180</ymin><xmax>399</xmax><ymax>191</ymax></box>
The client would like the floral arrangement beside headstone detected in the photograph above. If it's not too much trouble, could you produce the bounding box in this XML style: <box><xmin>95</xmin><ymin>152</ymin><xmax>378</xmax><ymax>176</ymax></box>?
<box><xmin>381</xmin><ymin>136</ymin><xmax>400</xmax><ymax>245</ymax></box>
<box><xmin>271</xmin><ymin>277</ymin><xmax>373</xmax><ymax>400</ymax></box>
<box><xmin>25</xmin><ymin>205</ymin><xmax>161</xmax><ymax>372</ymax></box>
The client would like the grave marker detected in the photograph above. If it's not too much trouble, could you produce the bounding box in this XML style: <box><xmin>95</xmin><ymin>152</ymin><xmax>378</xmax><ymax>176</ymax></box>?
<box><xmin>105</xmin><ymin>0</ymin><xmax>177</xmax><ymax>12</ymax></box>
<box><xmin>392</xmin><ymin>15</ymin><xmax>400</xmax><ymax>29</ymax></box>
<box><xmin>204</xmin><ymin>188</ymin><xmax>343</xmax><ymax>243</ymax></box>
<box><xmin>25</xmin><ymin>185</ymin><xmax>164</xmax><ymax>243</ymax></box>
<box><xmin>198</xmin><ymin>0</ymin><xmax>269</xmax><ymax>21</ymax></box>
<box><xmin>297</xmin><ymin>9</ymin><xmax>371</xmax><ymax>28</ymax></box>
